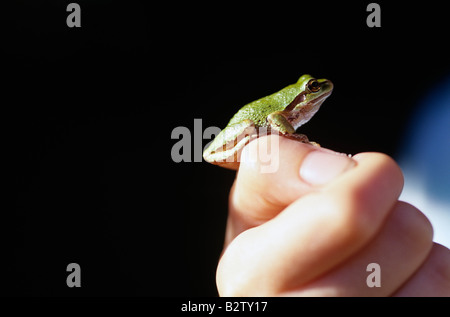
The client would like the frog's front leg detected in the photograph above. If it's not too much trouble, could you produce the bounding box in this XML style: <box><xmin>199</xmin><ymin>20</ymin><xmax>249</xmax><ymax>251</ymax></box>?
<box><xmin>267</xmin><ymin>111</ymin><xmax>296</xmax><ymax>134</ymax></box>
<box><xmin>267</xmin><ymin>111</ymin><xmax>320</xmax><ymax>146</ymax></box>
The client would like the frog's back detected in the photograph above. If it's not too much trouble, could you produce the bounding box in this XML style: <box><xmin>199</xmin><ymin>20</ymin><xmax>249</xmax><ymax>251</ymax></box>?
<box><xmin>227</xmin><ymin>83</ymin><xmax>301</xmax><ymax>127</ymax></box>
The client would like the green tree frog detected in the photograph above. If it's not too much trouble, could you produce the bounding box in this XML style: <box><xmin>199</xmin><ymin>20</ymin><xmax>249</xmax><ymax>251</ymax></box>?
<box><xmin>203</xmin><ymin>74</ymin><xmax>333</xmax><ymax>169</ymax></box>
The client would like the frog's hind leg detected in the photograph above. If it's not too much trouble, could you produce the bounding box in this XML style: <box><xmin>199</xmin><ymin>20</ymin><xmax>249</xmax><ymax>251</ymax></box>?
<box><xmin>204</xmin><ymin>119</ymin><xmax>257</xmax><ymax>170</ymax></box>
<box><xmin>226</xmin><ymin>119</ymin><xmax>258</xmax><ymax>150</ymax></box>
<box><xmin>206</xmin><ymin>119</ymin><xmax>257</xmax><ymax>158</ymax></box>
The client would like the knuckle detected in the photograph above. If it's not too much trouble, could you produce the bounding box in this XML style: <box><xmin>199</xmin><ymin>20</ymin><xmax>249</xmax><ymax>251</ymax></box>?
<box><xmin>393</xmin><ymin>201</ymin><xmax>434</xmax><ymax>251</ymax></box>
<box><xmin>432</xmin><ymin>243</ymin><xmax>450</xmax><ymax>286</ymax></box>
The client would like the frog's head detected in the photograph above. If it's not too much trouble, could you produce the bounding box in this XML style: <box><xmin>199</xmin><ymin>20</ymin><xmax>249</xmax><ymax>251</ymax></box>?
<box><xmin>295</xmin><ymin>74</ymin><xmax>333</xmax><ymax>107</ymax></box>
<box><xmin>285</xmin><ymin>74</ymin><xmax>333</xmax><ymax>128</ymax></box>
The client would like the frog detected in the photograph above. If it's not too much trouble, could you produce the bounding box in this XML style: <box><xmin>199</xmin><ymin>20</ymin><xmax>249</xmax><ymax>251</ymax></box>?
<box><xmin>203</xmin><ymin>74</ymin><xmax>333</xmax><ymax>170</ymax></box>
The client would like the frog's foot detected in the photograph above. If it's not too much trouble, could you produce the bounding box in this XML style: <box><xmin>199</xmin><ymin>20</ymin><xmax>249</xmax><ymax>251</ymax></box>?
<box><xmin>283</xmin><ymin>133</ymin><xmax>309</xmax><ymax>143</ymax></box>
<box><xmin>282</xmin><ymin>133</ymin><xmax>321</xmax><ymax>147</ymax></box>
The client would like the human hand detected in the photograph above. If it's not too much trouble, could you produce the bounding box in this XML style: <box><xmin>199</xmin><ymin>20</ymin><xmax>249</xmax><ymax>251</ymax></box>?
<box><xmin>216</xmin><ymin>135</ymin><xmax>450</xmax><ymax>296</ymax></box>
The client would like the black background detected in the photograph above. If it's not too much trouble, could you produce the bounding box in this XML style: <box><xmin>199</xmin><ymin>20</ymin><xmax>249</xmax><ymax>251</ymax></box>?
<box><xmin>5</xmin><ymin>1</ymin><xmax>449</xmax><ymax>296</ymax></box>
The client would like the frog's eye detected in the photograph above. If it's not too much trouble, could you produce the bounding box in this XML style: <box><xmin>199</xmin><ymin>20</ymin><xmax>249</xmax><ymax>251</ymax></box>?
<box><xmin>307</xmin><ymin>79</ymin><xmax>321</xmax><ymax>93</ymax></box>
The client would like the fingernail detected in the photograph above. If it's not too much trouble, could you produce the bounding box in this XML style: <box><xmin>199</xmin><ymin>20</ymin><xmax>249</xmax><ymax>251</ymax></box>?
<box><xmin>300</xmin><ymin>150</ymin><xmax>355</xmax><ymax>185</ymax></box>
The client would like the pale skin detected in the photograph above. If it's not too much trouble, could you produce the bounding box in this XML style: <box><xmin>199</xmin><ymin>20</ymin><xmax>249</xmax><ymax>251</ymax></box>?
<box><xmin>216</xmin><ymin>135</ymin><xmax>450</xmax><ymax>296</ymax></box>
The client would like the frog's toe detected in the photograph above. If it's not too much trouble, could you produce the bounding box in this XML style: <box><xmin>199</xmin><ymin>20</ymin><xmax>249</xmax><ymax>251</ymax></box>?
<box><xmin>283</xmin><ymin>133</ymin><xmax>309</xmax><ymax>143</ymax></box>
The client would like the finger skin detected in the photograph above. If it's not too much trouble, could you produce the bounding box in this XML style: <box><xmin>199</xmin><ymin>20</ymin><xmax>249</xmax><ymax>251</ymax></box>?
<box><xmin>217</xmin><ymin>151</ymin><xmax>404</xmax><ymax>296</ymax></box>
<box><xmin>227</xmin><ymin>135</ymin><xmax>356</xmax><ymax>245</ymax></box>
<box><xmin>281</xmin><ymin>201</ymin><xmax>434</xmax><ymax>296</ymax></box>
<box><xmin>225</xmin><ymin>136</ymin><xmax>319</xmax><ymax>246</ymax></box>
<box><xmin>393</xmin><ymin>243</ymin><xmax>450</xmax><ymax>297</ymax></box>
<box><xmin>231</xmin><ymin>136</ymin><xmax>317</xmax><ymax>222</ymax></box>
